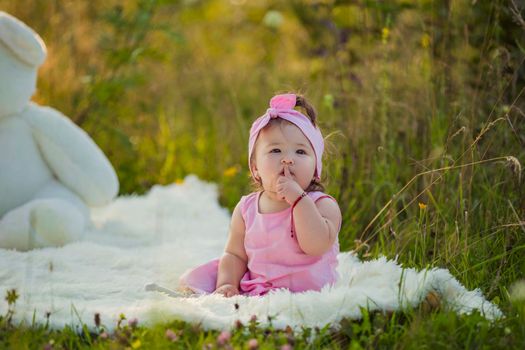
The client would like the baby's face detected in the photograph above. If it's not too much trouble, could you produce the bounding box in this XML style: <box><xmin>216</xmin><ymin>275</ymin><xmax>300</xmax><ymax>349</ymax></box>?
<box><xmin>252</xmin><ymin>121</ymin><xmax>316</xmax><ymax>195</ymax></box>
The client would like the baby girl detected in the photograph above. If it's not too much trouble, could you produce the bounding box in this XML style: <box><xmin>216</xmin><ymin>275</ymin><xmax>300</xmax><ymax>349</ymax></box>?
<box><xmin>179</xmin><ymin>93</ymin><xmax>342</xmax><ymax>297</ymax></box>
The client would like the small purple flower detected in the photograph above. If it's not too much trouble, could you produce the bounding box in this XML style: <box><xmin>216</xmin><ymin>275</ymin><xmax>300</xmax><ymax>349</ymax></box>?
<box><xmin>127</xmin><ymin>317</ymin><xmax>138</xmax><ymax>328</ymax></box>
<box><xmin>247</xmin><ymin>338</ymin><xmax>259</xmax><ymax>350</ymax></box>
<box><xmin>165</xmin><ymin>329</ymin><xmax>179</xmax><ymax>342</ymax></box>
<box><xmin>281</xmin><ymin>344</ymin><xmax>293</xmax><ymax>350</ymax></box>
<box><xmin>249</xmin><ymin>315</ymin><xmax>257</xmax><ymax>323</ymax></box>
<box><xmin>99</xmin><ymin>331</ymin><xmax>109</xmax><ymax>340</ymax></box>
<box><xmin>217</xmin><ymin>330</ymin><xmax>231</xmax><ymax>345</ymax></box>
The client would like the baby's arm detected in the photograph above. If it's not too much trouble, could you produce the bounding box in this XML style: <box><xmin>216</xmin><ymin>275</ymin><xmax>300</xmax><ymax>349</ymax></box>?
<box><xmin>293</xmin><ymin>196</ymin><xmax>342</xmax><ymax>256</ymax></box>
<box><xmin>215</xmin><ymin>201</ymin><xmax>248</xmax><ymax>297</ymax></box>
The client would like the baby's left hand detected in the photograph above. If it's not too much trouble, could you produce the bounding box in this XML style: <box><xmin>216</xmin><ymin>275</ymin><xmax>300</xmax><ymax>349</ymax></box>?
<box><xmin>276</xmin><ymin>165</ymin><xmax>304</xmax><ymax>205</ymax></box>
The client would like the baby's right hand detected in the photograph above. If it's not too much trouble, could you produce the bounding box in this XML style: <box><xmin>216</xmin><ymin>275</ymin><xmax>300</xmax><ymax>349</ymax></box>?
<box><xmin>214</xmin><ymin>284</ymin><xmax>240</xmax><ymax>297</ymax></box>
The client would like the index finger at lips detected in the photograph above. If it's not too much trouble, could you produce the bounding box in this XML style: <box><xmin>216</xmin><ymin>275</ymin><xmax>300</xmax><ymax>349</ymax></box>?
<box><xmin>284</xmin><ymin>165</ymin><xmax>292</xmax><ymax>179</ymax></box>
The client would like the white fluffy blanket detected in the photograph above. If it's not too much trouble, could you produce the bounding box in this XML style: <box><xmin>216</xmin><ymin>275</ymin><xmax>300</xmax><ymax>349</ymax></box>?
<box><xmin>0</xmin><ymin>176</ymin><xmax>501</xmax><ymax>331</ymax></box>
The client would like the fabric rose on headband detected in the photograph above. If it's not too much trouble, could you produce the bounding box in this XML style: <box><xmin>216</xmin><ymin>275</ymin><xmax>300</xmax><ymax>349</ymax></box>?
<box><xmin>269</xmin><ymin>93</ymin><xmax>296</xmax><ymax>109</ymax></box>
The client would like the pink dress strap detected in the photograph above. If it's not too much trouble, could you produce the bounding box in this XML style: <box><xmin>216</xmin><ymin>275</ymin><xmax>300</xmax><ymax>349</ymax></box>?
<box><xmin>239</xmin><ymin>192</ymin><xmax>257</xmax><ymax>224</ymax></box>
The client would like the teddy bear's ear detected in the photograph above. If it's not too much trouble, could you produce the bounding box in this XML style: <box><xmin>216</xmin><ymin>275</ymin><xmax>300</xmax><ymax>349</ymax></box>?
<box><xmin>0</xmin><ymin>11</ymin><xmax>47</xmax><ymax>68</ymax></box>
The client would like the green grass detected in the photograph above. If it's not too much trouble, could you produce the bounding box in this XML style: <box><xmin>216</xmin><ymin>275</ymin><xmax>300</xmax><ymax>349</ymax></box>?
<box><xmin>2</xmin><ymin>299</ymin><xmax>525</xmax><ymax>349</ymax></box>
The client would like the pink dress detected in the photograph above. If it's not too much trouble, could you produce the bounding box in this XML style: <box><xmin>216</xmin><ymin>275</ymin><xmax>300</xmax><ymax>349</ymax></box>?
<box><xmin>179</xmin><ymin>191</ymin><xmax>340</xmax><ymax>296</ymax></box>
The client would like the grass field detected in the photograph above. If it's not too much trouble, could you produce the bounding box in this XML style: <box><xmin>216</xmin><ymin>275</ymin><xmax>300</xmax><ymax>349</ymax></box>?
<box><xmin>0</xmin><ymin>0</ymin><xmax>524</xmax><ymax>348</ymax></box>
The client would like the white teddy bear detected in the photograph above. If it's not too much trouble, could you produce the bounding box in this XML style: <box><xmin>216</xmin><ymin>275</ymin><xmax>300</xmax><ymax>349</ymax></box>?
<box><xmin>0</xmin><ymin>11</ymin><xmax>119</xmax><ymax>250</ymax></box>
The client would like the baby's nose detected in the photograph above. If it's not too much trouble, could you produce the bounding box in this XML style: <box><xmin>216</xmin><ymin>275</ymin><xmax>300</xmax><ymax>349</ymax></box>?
<box><xmin>281</xmin><ymin>158</ymin><xmax>294</xmax><ymax>165</ymax></box>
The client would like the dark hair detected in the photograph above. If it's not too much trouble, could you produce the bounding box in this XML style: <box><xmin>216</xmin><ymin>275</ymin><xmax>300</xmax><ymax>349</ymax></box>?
<box><xmin>250</xmin><ymin>94</ymin><xmax>325</xmax><ymax>193</ymax></box>
<box><xmin>295</xmin><ymin>95</ymin><xmax>318</xmax><ymax>127</ymax></box>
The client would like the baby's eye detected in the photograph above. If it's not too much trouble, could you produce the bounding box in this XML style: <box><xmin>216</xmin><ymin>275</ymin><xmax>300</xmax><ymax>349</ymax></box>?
<box><xmin>270</xmin><ymin>148</ymin><xmax>281</xmax><ymax>153</ymax></box>
<box><xmin>296</xmin><ymin>149</ymin><xmax>306</xmax><ymax>155</ymax></box>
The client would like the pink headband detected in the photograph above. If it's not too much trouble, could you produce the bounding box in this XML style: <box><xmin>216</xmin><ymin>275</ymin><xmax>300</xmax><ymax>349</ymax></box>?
<box><xmin>248</xmin><ymin>93</ymin><xmax>324</xmax><ymax>180</ymax></box>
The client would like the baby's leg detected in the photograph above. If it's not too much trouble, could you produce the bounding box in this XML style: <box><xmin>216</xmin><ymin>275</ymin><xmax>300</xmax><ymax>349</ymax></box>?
<box><xmin>176</xmin><ymin>286</ymin><xmax>197</xmax><ymax>295</ymax></box>
<box><xmin>178</xmin><ymin>258</ymin><xmax>220</xmax><ymax>294</ymax></box>
<box><xmin>144</xmin><ymin>283</ymin><xmax>198</xmax><ymax>298</ymax></box>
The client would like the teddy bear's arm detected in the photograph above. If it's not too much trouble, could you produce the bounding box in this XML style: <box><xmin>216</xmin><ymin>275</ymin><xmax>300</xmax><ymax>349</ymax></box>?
<box><xmin>20</xmin><ymin>103</ymin><xmax>119</xmax><ymax>206</ymax></box>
